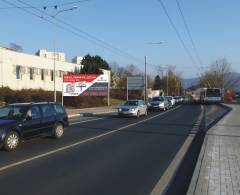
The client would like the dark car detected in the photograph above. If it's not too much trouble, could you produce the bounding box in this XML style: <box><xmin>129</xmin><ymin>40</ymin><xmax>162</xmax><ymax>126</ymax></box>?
<box><xmin>0</xmin><ymin>102</ymin><xmax>69</xmax><ymax>151</ymax></box>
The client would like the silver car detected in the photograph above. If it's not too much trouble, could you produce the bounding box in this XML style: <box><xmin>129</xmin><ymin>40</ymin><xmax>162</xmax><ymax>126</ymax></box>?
<box><xmin>118</xmin><ymin>100</ymin><xmax>148</xmax><ymax>118</ymax></box>
<box><xmin>148</xmin><ymin>96</ymin><xmax>169</xmax><ymax>111</ymax></box>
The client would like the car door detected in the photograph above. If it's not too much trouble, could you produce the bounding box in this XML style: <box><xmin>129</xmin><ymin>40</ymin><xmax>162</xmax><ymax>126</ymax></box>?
<box><xmin>40</xmin><ymin>104</ymin><xmax>56</xmax><ymax>133</ymax></box>
<box><xmin>139</xmin><ymin>100</ymin><xmax>145</xmax><ymax>115</ymax></box>
<box><xmin>22</xmin><ymin>106</ymin><xmax>42</xmax><ymax>138</ymax></box>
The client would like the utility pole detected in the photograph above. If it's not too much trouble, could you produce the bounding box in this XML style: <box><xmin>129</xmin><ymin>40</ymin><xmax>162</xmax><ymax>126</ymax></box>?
<box><xmin>166</xmin><ymin>68</ymin><xmax>169</xmax><ymax>96</ymax></box>
<box><xmin>126</xmin><ymin>77</ymin><xmax>129</xmax><ymax>101</ymax></box>
<box><xmin>144</xmin><ymin>56</ymin><xmax>147</xmax><ymax>103</ymax></box>
<box><xmin>51</xmin><ymin>6</ymin><xmax>78</xmax><ymax>102</ymax></box>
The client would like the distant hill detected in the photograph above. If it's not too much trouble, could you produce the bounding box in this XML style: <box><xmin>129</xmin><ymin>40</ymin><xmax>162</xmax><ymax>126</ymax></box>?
<box><xmin>181</xmin><ymin>72</ymin><xmax>240</xmax><ymax>91</ymax></box>
<box><xmin>225</xmin><ymin>72</ymin><xmax>240</xmax><ymax>91</ymax></box>
<box><xmin>181</xmin><ymin>77</ymin><xmax>199</xmax><ymax>89</ymax></box>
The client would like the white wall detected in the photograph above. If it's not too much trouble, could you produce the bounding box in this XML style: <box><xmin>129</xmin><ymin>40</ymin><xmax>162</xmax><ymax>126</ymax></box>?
<box><xmin>0</xmin><ymin>47</ymin><xmax>82</xmax><ymax>91</ymax></box>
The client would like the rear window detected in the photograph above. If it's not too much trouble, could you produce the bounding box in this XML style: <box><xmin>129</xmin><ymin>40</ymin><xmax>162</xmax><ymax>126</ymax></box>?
<box><xmin>152</xmin><ymin>97</ymin><xmax>164</xmax><ymax>101</ymax></box>
<box><xmin>53</xmin><ymin>104</ymin><xmax>65</xmax><ymax>114</ymax></box>
<box><xmin>206</xmin><ymin>89</ymin><xmax>221</xmax><ymax>97</ymax></box>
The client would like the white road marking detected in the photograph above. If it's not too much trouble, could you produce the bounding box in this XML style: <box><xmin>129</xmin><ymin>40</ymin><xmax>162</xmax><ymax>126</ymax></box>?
<box><xmin>70</xmin><ymin>117</ymin><xmax>107</xmax><ymax>125</ymax></box>
<box><xmin>0</xmin><ymin>105</ymin><xmax>181</xmax><ymax>172</ymax></box>
<box><xmin>150</xmin><ymin>105</ymin><xmax>204</xmax><ymax>195</ymax></box>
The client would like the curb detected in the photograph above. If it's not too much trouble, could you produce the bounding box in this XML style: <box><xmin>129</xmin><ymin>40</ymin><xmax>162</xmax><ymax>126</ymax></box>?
<box><xmin>68</xmin><ymin>110</ymin><xmax>116</xmax><ymax>118</ymax></box>
<box><xmin>162</xmin><ymin>104</ymin><xmax>231</xmax><ymax>195</ymax></box>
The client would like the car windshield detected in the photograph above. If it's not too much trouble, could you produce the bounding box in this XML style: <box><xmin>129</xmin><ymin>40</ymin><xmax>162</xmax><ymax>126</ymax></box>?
<box><xmin>166</xmin><ymin>96</ymin><xmax>172</xmax><ymax>100</ymax></box>
<box><xmin>124</xmin><ymin>101</ymin><xmax>138</xmax><ymax>106</ymax></box>
<box><xmin>0</xmin><ymin>106</ymin><xmax>28</xmax><ymax>120</ymax></box>
<box><xmin>152</xmin><ymin>97</ymin><xmax>164</xmax><ymax>101</ymax></box>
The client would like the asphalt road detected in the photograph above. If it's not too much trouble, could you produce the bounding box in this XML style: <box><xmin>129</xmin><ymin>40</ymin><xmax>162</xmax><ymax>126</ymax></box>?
<box><xmin>0</xmin><ymin>104</ymin><xmax>224</xmax><ymax>195</ymax></box>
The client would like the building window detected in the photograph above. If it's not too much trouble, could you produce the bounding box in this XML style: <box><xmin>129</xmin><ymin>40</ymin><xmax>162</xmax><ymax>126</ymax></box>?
<box><xmin>29</xmin><ymin>68</ymin><xmax>33</xmax><ymax>80</ymax></box>
<box><xmin>51</xmin><ymin>70</ymin><xmax>54</xmax><ymax>81</ymax></box>
<box><xmin>16</xmin><ymin>65</ymin><xmax>21</xmax><ymax>79</ymax></box>
<box><xmin>41</xmin><ymin>69</ymin><xmax>44</xmax><ymax>81</ymax></box>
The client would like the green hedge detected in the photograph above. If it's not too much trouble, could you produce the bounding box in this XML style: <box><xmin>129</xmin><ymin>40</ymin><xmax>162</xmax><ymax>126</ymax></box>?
<box><xmin>0</xmin><ymin>87</ymin><xmax>106</xmax><ymax>108</ymax></box>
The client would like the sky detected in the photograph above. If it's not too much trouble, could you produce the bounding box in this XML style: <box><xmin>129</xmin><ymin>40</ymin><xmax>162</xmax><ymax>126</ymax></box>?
<box><xmin>0</xmin><ymin>0</ymin><xmax>240</xmax><ymax>78</ymax></box>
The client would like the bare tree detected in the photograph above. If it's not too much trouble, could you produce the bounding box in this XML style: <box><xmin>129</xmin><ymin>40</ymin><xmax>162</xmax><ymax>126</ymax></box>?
<box><xmin>199</xmin><ymin>58</ymin><xmax>239</xmax><ymax>89</ymax></box>
<box><xmin>9</xmin><ymin>43</ymin><xmax>23</xmax><ymax>52</ymax></box>
<box><xmin>153</xmin><ymin>65</ymin><xmax>182</xmax><ymax>96</ymax></box>
<box><xmin>109</xmin><ymin>62</ymin><xmax>119</xmax><ymax>76</ymax></box>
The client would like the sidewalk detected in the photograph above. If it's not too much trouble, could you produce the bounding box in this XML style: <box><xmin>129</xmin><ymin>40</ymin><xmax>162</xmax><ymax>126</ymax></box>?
<box><xmin>66</xmin><ymin>106</ymin><xmax>117</xmax><ymax>118</ymax></box>
<box><xmin>188</xmin><ymin>104</ymin><xmax>240</xmax><ymax>195</ymax></box>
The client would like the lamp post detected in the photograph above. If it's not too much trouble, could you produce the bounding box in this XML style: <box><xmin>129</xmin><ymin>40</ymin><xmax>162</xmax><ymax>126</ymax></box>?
<box><xmin>145</xmin><ymin>41</ymin><xmax>164</xmax><ymax>101</ymax></box>
<box><xmin>52</xmin><ymin>6</ymin><xmax>78</xmax><ymax>102</ymax></box>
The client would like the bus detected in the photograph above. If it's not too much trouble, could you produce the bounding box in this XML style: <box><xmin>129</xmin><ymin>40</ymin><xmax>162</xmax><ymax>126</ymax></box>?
<box><xmin>192</xmin><ymin>88</ymin><xmax>222</xmax><ymax>104</ymax></box>
<box><xmin>203</xmin><ymin>88</ymin><xmax>222</xmax><ymax>104</ymax></box>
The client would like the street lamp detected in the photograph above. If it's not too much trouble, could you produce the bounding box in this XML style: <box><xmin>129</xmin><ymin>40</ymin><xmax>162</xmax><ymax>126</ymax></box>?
<box><xmin>144</xmin><ymin>41</ymin><xmax>164</xmax><ymax>102</ymax></box>
<box><xmin>52</xmin><ymin>6</ymin><xmax>78</xmax><ymax>102</ymax></box>
<box><xmin>146</xmin><ymin>41</ymin><xmax>165</xmax><ymax>45</ymax></box>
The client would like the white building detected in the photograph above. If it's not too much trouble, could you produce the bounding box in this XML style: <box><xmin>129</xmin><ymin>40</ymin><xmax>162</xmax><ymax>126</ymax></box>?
<box><xmin>0</xmin><ymin>47</ymin><xmax>84</xmax><ymax>91</ymax></box>
<box><xmin>0</xmin><ymin>47</ymin><xmax>111</xmax><ymax>92</ymax></box>
<box><xmin>72</xmin><ymin>56</ymin><xmax>83</xmax><ymax>65</ymax></box>
<box><xmin>36</xmin><ymin>49</ymin><xmax>66</xmax><ymax>62</ymax></box>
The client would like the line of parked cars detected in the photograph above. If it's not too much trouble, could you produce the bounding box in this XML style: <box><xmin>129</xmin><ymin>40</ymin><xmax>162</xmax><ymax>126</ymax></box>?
<box><xmin>118</xmin><ymin>96</ymin><xmax>184</xmax><ymax>118</ymax></box>
<box><xmin>0</xmin><ymin>97</ymin><xmax>184</xmax><ymax>152</ymax></box>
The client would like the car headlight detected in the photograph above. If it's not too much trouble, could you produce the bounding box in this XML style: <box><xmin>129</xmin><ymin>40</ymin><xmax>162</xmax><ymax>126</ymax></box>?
<box><xmin>147</xmin><ymin>103</ymin><xmax>151</xmax><ymax>106</ymax></box>
<box><xmin>130</xmin><ymin>108</ymin><xmax>136</xmax><ymax>111</ymax></box>
<box><xmin>159</xmin><ymin>103</ymin><xmax>164</xmax><ymax>106</ymax></box>
<box><xmin>118</xmin><ymin>108</ymin><xmax>122</xmax><ymax>112</ymax></box>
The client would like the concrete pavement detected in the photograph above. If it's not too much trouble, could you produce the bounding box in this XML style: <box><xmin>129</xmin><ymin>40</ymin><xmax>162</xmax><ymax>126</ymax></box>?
<box><xmin>188</xmin><ymin>104</ymin><xmax>240</xmax><ymax>195</ymax></box>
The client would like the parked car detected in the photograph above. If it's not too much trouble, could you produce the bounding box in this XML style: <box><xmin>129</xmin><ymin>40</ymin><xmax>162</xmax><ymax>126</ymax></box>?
<box><xmin>0</xmin><ymin>102</ymin><xmax>69</xmax><ymax>151</ymax></box>
<box><xmin>148</xmin><ymin>96</ymin><xmax>169</xmax><ymax>111</ymax></box>
<box><xmin>118</xmin><ymin>100</ymin><xmax>148</xmax><ymax>118</ymax></box>
<box><xmin>166</xmin><ymin>96</ymin><xmax>175</xmax><ymax>107</ymax></box>
<box><xmin>174</xmin><ymin>96</ymin><xmax>183</xmax><ymax>104</ymax></box>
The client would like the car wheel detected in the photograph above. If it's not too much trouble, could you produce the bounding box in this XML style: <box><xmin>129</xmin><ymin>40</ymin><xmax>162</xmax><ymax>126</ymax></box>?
<box><xmin>4</xmin><ymin>131</ymin><xmax>20</xmax><ymax>151</ymax></box>
<box><xmin>52</xmin><ymin>123</ymin><xmax>64</xmax><ymax>139</ymax></box>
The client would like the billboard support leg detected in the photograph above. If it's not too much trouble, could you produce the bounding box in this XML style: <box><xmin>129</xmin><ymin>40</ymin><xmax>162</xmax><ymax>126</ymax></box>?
<box><xmin>108</xmin><ymin>80</ymin><xmax>110</xmax><ymax>106</ymax></box>
<box><xmin>127</xmin><ymin>77</ymin><xmax>128</xmax><ymax>101</ymax></box>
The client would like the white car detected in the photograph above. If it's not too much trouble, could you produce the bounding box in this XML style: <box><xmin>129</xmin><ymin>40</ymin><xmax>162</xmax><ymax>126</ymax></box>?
<box><xmin>166</xmin><ymin>96</ymin><xmax>175</xmax><ymax>107</ymax></box>
<box><xmin>118</xmin><ymin>100</ymin><xmax>148</xmax><ymax>118</ymax></box>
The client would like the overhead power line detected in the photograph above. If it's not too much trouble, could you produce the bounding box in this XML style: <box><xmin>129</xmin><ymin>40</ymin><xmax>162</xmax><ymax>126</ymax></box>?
<box><xmin>175</xmin><ymin>0</ymin><xmax>203</xmax><ymax>66</ymax></box>
<box><xmin>156</xmin><ymin>0</ymin><xmax>197</xmax><ymax>66</ymax></box>
<box><xmin>1</xmin><ymin>0</ymin><xmax>143</xmax><ymax>64</ymax></box>
<box><xmin>0</xmin><ymin>0</ymin><xmax>91</xmax><ymax>10</ymax></box>
<box><xmin>16</xmin><ymin>0</ymin><xmax>144</xmax><ymax>64</ymax></box>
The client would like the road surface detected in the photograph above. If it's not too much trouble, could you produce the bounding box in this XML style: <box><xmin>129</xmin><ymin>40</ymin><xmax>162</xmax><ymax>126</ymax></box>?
<box><xmin>0</xmin><ymin>104</ymin><xmax>224</xmax><ymax>195</ymax></box>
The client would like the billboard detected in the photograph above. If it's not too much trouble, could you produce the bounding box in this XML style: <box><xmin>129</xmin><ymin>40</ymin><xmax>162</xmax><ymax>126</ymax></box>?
<box><xmin>63</xmin><ymin>74</ymin><xmax>109</xmax><ymax>96</ymax></box>
<box><xmin>127</xmin><ymin>76</ymin><xmax>144</xmax><ymax>90</ymax></box>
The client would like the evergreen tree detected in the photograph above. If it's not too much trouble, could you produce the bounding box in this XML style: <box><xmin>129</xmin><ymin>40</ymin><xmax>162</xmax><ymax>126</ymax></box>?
<box><xmin>80</xmin><ymin>54</ymin><xmax>111</xmax><ymax>74</ymax></box>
